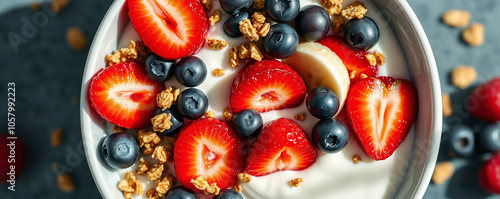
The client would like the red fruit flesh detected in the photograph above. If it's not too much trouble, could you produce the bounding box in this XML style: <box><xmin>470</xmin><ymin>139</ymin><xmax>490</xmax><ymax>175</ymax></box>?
<box><xmin>174</xmin><ymin>118</ymin><xmax>245</xmax><ymax>192</ymax></box>
<box><xmin>230</xmin><ymin>59</ymin><xmax>307</xmax><ymax>113</ymax></box>
<box><xmin>246</xmin><ymin>118</ymin><xmax>317</xmax><ymax>176</ymax></box>
<box><xmin>88</xmin><ymin>62</ymin><xmax>163</xmax><ymax>129</ymax></box>
<box><xmin>0</xmin><ymin>135</ymin><xmax>26</xmax><ymax>183</ymax></box>
<box><xmin>318</xmin><ymin>36</ymin><xmax>377</xmax><ymax>83</ymax></box>
<box><xmin>346</xmin><ymin>77</ymin><xmax>418</xmax><ymax>160</ymax></box>
<box><xmin>467</xmin><ymin>77</ymin><xmax>500</xmax><ymax>121</ymax></box>
<box><xmin>128</xmin><ymin>0</ymin><xmax>208</xmax><ymax>59</ymax></box>
<box><xmin>479</xmin><ymin>153</ymin><xmax>500</xmax><ymax>194</ymax></box>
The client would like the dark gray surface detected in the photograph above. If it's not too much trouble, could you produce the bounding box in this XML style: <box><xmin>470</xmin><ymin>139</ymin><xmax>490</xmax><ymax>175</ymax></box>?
<box><xmin>0</xmin><ymin>0</ymin><xmax>499</xmax><ymax>198</ymax></box>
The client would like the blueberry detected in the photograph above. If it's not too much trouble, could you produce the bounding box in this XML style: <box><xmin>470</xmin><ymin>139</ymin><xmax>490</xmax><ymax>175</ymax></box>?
<box><xmin>264</xmin><ymin>0</ymin><xmax>300</xmax><ymax>23</ymax></box>
<box><xmin>100</xmin><ymin>132</ymin><xmax>139</xmax><ymax>169</ymax></box>
<box><xmin>154</xmin><ymin>107</ymin><xmax>184</xmax><ymax>136</ymax></box>
<box><xmin>306</xmin><ymin>87</ymin><xmax>340</xmax><ymax>119</ymax></box>
<box><xmin>232</xmin><ymin>109</ymin><xmax>263</xmax><ymax>139</ymax></box>
<box><xmin>262</xmin><ymin>23</ymin><xmax>298</xmax><ymax>59</ymax></box>
<box><xmin>175</xmin><ymin>56</ymin><xmax>207</xmax><ymax>87</ymax></box>
<box><xmin>219</xmin><ymin>0</ymin><xmax>253</xmax><ymax>14</ymax></box>
<box><xmin>446</xmin><ymin>125</ymin><xmax>475</xmax><ymax>157</ymax></box>
<box><xmin>176</xmin><ymin>88</ymin><xmax>208</xmax><ymax>120</ymax></box>
<box><xmin>166</xmin><ymin>186</ymin><xmax>196</xmax><ymax>199</ymax></box>
<box><xmin>478</xmin><ymin>123</ymin><xmax>500</xmax><ymax>152</ymax></box>
<box><xmin>213</xmin><ymin>189</ymin><xmax>244</xmax><ymax>199</ymax></box>
<box><xmin>145</xmin><ymin>53</ymin><xmax>176</xmax><ymax>82</ymax></box>
<box><xmin>224</xmin><ymin>11</ymin><xmax>251</xmax><ymax>38</ymax></box>
<box><xmin>295</xmin><ymin>5</ymin><xmax>330</xmax><ymax>41</ymax></box>
<box><xmin>312</xmin><ymin>119</ymin><xmax>349</xmax><ymax>153</ymax></box>
<box><xmin>344</xmin><ymin>17</ymin><xmax>379</xmax><ymax>50</ymax></box>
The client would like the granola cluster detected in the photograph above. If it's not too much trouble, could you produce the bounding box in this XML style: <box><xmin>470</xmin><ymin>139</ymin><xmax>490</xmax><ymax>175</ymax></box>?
<box><xmin>208</xmin><ymin>38</ymin><xmax>228</xmax><ymax>50</ymax></box>
<box><xmin>117</xmin><ymin>172</ymin><xmax>143</xmax><ymax>199</ymax></box>
<box><xmin>151</xmin><ymin>113</ymin><xmax>173</xmax><ymax>132</ymax></box>
<box><xmin>147</xmin><ymin>163</ymin><xmax>165</xmax><ymax>181</ymax></box>
<box><xmin>136</xmin><ymin>158</ymin><xmax>151</xmax><ymax>175</ymax></box>
<box><xmin>137</xmin><ymin>129</ymin><xmax>162</xmax><ymax>155</ymax></box>
<box><xmin>239</xmin><ymin>13</ymin><xmax>270</xmax><ymax>41</ymax></box>
<box><xmin>208</xmin><ymin>9</ymin><xmax>222</xmax><ymax>26</ymax></box>
<box><xmin>157</xmin><ymin>87</ymin><xmax>180</xmax><ymax>111</ymax></box>
<box><xmin>151</xmin><ymin>144</ymin><xmax>173</xmax><ymax>163</ymax></box>
<box><xmin>190</xmin><ymin>176</ymin><xmax>221</xmax><ymax>195</ymax></box>
<box><xmin>66</xmin><ymin>27</ymin><xmax>87</xmax><ymax>51</ymax></box>
<box><xmin>57</xmin><ymin>173</ymin><xmax>74</xmax><ymax>193</ymax></box>
<box><xmin>229</xmin><ymin>43</ymin><xmax>264</xmax><ymax>67</ymax></box>
<box><xmin>320</xmin><ymin>0</ymin><xmax>343</xmax><ymax>16</ymax></box>
<box><xmin>238</xmin><ymin>173</ymin><xmax>252</xmax><ymax>183</ymax></box>
<box><xmin>365</xmin><ymin>54</ymin><xmax>376</xmax><ymax>66</ymax></box>
<box><xmin>341</xmin><ymin>5</ymin><xmax>367</xmax><ymax>20</ymax></box>
<box><xmin>107</xmin><ymin>40</ymin><xmax>148</xmax><ymax>66</ymax></box>
<box><xmin>451</xmin><ymin>65</ymin><xmax>477</xmax><ymax>89</ymax></box>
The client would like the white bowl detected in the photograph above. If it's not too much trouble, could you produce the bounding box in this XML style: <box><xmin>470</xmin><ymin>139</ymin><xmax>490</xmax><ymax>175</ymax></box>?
<box><xmin>80</xmin><ymin>0</ymin><xmax>442</xmax><ymax>198</ymax></box>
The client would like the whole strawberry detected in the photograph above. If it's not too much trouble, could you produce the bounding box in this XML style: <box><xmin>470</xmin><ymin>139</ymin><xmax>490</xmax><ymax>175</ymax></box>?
<box><xmin>467</xmin><ymin>77</ymin><xmax>500</xmax><ymax>121</ymax></box>
<box><xmin>479</xmin><ymin>153</ymin><xmax>500</xmax><ymax>194</ymax></box>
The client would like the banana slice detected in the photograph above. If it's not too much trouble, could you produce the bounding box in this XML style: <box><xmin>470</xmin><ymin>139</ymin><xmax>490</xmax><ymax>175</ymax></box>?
<box><xmin>283</xmin><ymin>41</ymin><xmax>350</xmax><ymax>117</ymax></box>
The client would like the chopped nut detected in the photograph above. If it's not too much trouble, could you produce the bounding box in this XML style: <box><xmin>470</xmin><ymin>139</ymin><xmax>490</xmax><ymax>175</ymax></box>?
<box><xmin>289</xmin><ymin>178</ymin><xmax>303</xmax><ymax>187</ymax></box>
<box><xmin>136</xmin><ymin>158</ymin><xmax>151</xmax><ymax>175</ymax></box>
<box><xmin>238</xmin><ymin>173</ymin><xmax>252</xmax><ymax>183</ymax></box>
<box><xmin>107</xmin><ymin>40</ymin><xmax>148</xmax><ymax>66</ymax></box>
<box><xmin>321</xmin><ymin>0</ymin><xmax>343</xmax><ymax>15</ymax></box>
<box><xmin>253</xmin><ymin>0</ymin><xmax>265</xmax><ymax>10</ymax></box>
<box><xmin>365</xmin><ymin>54</ymin><xmax>376</xmax><ymax>66</ymax></box>
<box><xmin>51</xmin><ymin>0</ymin><xmax>69</xmax><ymax>13</ymax></box>
<box><xmin>223</xmin><ymin>107</ymin><xmax>233</xmax><ymax>122</ymax></box>
<box><xmin>331</xmin><ymin>15</ymin><xmax>345</xmax><ymax>34</ymax></box>
<box><xmin>57</xmin><ymin>174</ymin><xmax>74</xmax><ymax>192</ymax></box>
<box><xmin>205</xmin><ymin>110</ymin><xmax>216</xmax><ymax>118</ymax></box>
<box><xmin>137</xmin><ymin>129</ymin><xmax>161</xmax><ymax>155</ymax></box>
<box><xmin>239</xmin><ymin>19</ymin><xmax>260</xmax><ymax>41</ymax></box>
<box><xmin>229</xmin><ymin>46</ymin><xmax>240</xmax><ymax>67</ymax></box>
<box><xmin>347</xmin><ymin>1</ymin><xmax>365</xmax><ymax>8</ymax></box>
<box><xmin>208</xmin><ymin>38</ymin><xmax>228</xmax><ymax>50</ymax></box>
<box><xmin>451</xmin><ymin>65</ymin><xmax>477</xmax><ymax>89</ymax></box>
<box><xmin>201</xmin><ymin>0</ymin><xmax>212</xmax><ymax>10</ymax></box>
<box><xmin>152</xmin><ymin>144</ymin><xmax>173</xmax><ymax>163</ymax></box>
<box><xmin>156</xmin><ymin>176</ymin><xmax>174</xmax><ymax>196</ymax></box>
<box><xmin>157</xmin><ymin>87</ymin><xmax>180</xmax><ymax>111</ymax></box>
<box><xmin>208</xmin><ymin>9</ymin><xmax>221</xmax><ymax>26</ymax></box>
<box><xmin>146</xmin><ymin>188</ymin><xmax>160</xmax><ymax>199</ymax></box>
<box><xmin>151</xmin><ymin>113</ymin><xmax>173</xmax><ymax>133</ymax></box>
<box><xmin>233</xmin><ymin>183</ymin><xmax>243</xmax><ymax>192</ymax></box>
<box><xmin>213</xmin><ymin>68</ymin><xmax>226</xmax><ymax>76</ymax></box>
<box><xmin>352</xmin><ymin>155</ymin><xmax>361</xmax><ymax>164</ymax></box>
<box><xmin>360</xmin><ymin>73</ymin><xmax>368</xmax><ymax>79</ymax></box>
<box><xmin>147</xmin><ymin>163</ymin><xmax>165</xmax><ymax>181</ymax></box>
<box><xmin>442</xmin><ymin>93</ymin><xmax>453</xmax><ymax>117</ymax></box>
<box><xmin>462</xmin><ymin>23</ymin><xmax>484</xmax><ymax>46</ymax></box>
<box><xmin>373</xmin><ymin>51</ymin><xmax>385</xmax><ymax>65</ymax></box>
<box><xmin>190</xmin><ymin>176</ymin><xmax>220</xmax><ymax>195</ymax></box>
<box><xmin>66</xmin><ymin>27</ymin><xmax>87</xmax><ymax>51</ymax></box>
<box><xmin>432</xmin><ymin>161</ymin><xmax>454</xmax><ymax>185</ymax></box>
<box><xmin>294</xmin><ymin>112</ymin><xmax>306</xmax><ymax>122</ymax></box>
<box><xmin>342</xmin><ymin>5</ymin><xmax>367</xmax><ymax>20</ymax></box>
<box><xmin>51</xmin><ymin>128</ymin><xmax>64</xmax><ymax>147</ymax></box>
<box><xmin>349</xmin><ymin>71</ymin><xmax>357</xmax><ymax>79</ymax></box>
<box><xmin>442</xmin><ymin>9</ymin><xmax>470</xmax><ymax>27</ymax></box>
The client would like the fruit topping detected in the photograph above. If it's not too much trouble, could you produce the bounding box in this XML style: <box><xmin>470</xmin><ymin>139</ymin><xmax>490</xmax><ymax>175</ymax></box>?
<box><xmin>175</xmin><ymin>56</ymin><xmax>207</xmax><ymax>87</ymax></box>
<box><xmin>230</xmin><ymin>59</ymin><xmax>306</xmax><ymax>113</ymax></box>
<box><xmin>153</xmin><ymin>106</ymin><xmax>184</xmax><ymax>135</ymax></box>
<box><xmin>445</xmin><ymin>125</ymin><xmax>475</xmax><ymax>157</ymax></box>
<box><xmin>165</xmin><ymin>186</ymin><xmax>197</xmax><ymax>199</ymax></box>
<box><xmin>346</xmin><ymin>77</ymin><xmax>418</xmax><ymax>160</ymax></box>
<box><xmin>89</xmin><ymin>62</ymin><xmax>164</xmax><ymax>129</ymax></box>
<box><xmin>224</xmin><ymin>11</ymin><xmax>251</xmax><ymax>38</ymax></box>
<box><xmin>100</xmin><ymin>132</ymin><xmax>140</xmax><ymax>169</ymax></box>
<box><xmin>232</xmin><ymin>109</ymin><xmax>263</xmax><ymax>139</ymax></box>
<box><xmin>128</xmin><ymin>0</ymin><xmax>208</xmax><ymax>59</ymax></box>
<box><xmin>479</xmin><ymin>153</ymin><xmax>500</xmax><ymax>194</ymax></box>
<box><xmin>479</xmin><ymin>122</ymin><xmax>500</xmax><ymax>152</ymax></box>
<box><xmin>264</xmin><ymin>0</ymin><xmax>300</xmax><ymax>23</ymax></box>
<box><xmin>306</xmin><ymin>87</ymin><xmax>340</xmax><ymax>119</ymax></box>
<box><xmin>467</xmin><ymin>77</ymin><xmax>500</xmax><ymax>121</ymax></box>
<box><xmin>219</xmin><ymin>0</ymin><xmax>253</xmax><ymax>14</ymax></box>
<box><xmin>176</xmin><ymin>88</ymin><xmax>209</xmax><ymax>120</ymax></box>
<box><xmin>246</xmin><ymin>118</ymin><xmax>317</xmax><ymax>176</ymax></box>
<box><xmin>295</xmin><ymin>5</ymin><xmax>330</xmax><ymax>41</ymax></box>
<box><xmin>344</xmin><ymin>17</ymin><xmax>380</xmax><ymax>50</ymax></box>
<box><xmin>283</xmin><ymin>42</ymin><xmax>349</xmax><ymax>117</ymax></box>
<box><xmin>311</xmin><ymin>118</ymin><xmax>349</xmax><ymax>154</ymax></box>
<box><xmin>145</xmin><ymin>53</ymin><xmax>176</xmax><ymax>82</ymax></box>
<box><xmin>213</xmin><ymin>189</ymin><xmax>244</xmax><ymax>199</ymax></box>
<box><xmin>174</xmin><ymin>118</ymin><xmax>245</xmax><ymax>192</ymax></box>
<box><xmin>318</xmin><ymin>36</ymin><xmax>377</xmax><ymax>82</ymax></box>
<box><xmin>262</xmin><ymin>23</ymin><xmax>299</xmax><ymax>59</ymax></box>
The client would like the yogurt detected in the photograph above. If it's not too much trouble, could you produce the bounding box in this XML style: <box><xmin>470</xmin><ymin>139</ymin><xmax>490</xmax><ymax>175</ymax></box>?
<box><xmin>116</xmin><ymin>0</ymin><xmax>414</xmax><ymax>198</ymax></box>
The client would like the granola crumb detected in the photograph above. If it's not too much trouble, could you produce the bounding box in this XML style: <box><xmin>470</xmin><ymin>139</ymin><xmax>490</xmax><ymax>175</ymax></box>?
<box><xmin>238</xmin><ymin>173</ymin><xmax>252</xmax><ymax>183</ymax></box>
<box><xmin>223</xmin><ymin>107</ymin><xmax>234</xmax><ymax>122</ymax></box>
<box><xmin>432</xmin><ymin>161</ymin><xmax>454</xmax><ymax>185</ymax></box>
<box><xmin>204</xmin><ymin>110</ymin><xmax>216</xmax><ymax>118</ymax></box>
<box><xmin>66</xmin><ymin>27</ymin><xmax>87</xmax><ymax>51</ymax></box>
<box><xmin>349</xmin><ymin>71</ymin><xmax>357</xmax><ymax>79</ymax></box>
<box><xmin>373</xmin><ymin>51</ymin><xmax>385</xmax><ymax>65</ymax></box>
<box><xmin>137</xmin><ymin>129</ymin><xmax>161</xmax><ymax>155</ymax></box>
<box><xmin>190</xmin><ymin>176</ymin><xmax>220</xmax><ymax>195</ymax></box>
<box><xmin>289</xmin><ymin>178</ymin><xmax>303</xmax><ymax>187</ymax></box>
<box><xmin>442</xmin><ymin>9</ymin><xmax>470</xmax><ymax>27</ymax></box>
<box><xmin>213</xmin><ymin>68</ymin><xmax>226</xmax><ymax>76</ymax></box>
<box><xmin>147</xmin><ymin>163</ymin><xmax>165</xmax><ymax>181</ymax></box>
<box><xmin>201</xmin><ymin>0</ymin><xmax>212</xmax><ymax>10</ymax></box>
<box><xmin>294</xmin><ymin>112</ymin><xmax>306</xmax><ymax>122</ymax></box>
<box><xmin>331</xmin><ymin>15</ymin><xmax>345</xmax><ymax>34</ymax></box>
<box><xmin>107</xmin><ymin>40</ymin><xmax>148</xmax><ymax>66</ymax></box>
<box><xmin>157</xmin><ymin>87</ymin><xmax>180</xmax><ymax>111</ymax></box>
<box><xmin>152</xmin><ymin>144</ymin><xmax>173</xmax><ymax>163</ymax></box>
<box><xmin>442</xmin><ymin>93</ymin><xmax>453</xmax><ymax>117</ymax></box>
<box><xmin>451</xmin><ymin>65</ymin><xmax>477</xmax><ymax>89</ymax></box>
<box><xmin>342</xmin><ymin>5</ymin><xmax>367</xmax><ymax>20</ymax></box>
<box><xmin>156</xmin><ymin>176</ymin><xmax>174</xmax><ymax>197</ymax></box>
<box><xmin>365</xmin><ymin>54</ymin><xmax>377</xmax><ymax>66</ymax></box>
<box><xmin>462</xmin><ymin>23</ymin><xmax>484</xmax><ymax>46</ymax></box>
<box><xmin>233</xmin><ymin>183</ymin><xmax>243</xmax><ymax>192</ymax></box>
<box><xmin>208</xmin><ymin>9</ymin><xmax>222</xmax><ymax>26</ymax></box>
<box><xmin>136</xmin><ymin>158</ymin><xmax>151</xmax><ymax>175</ymax></box>
<box><xmin>352</xmin><ymin>155</ymin><xmax>361</xmax><ymax>164</ymax></box>
<box><xmin>360</xmin><ymin>73</ymin><xmax>368</xmax><ymax>79</ymax></box>
<box><xmin>57</xmin><ymin>174</ymin><xmax>74</xmax><ymax>192</ymax></box>
<box><xmin>253</xmin><ymin>0</ymin><xmax>265</xmax><ymax>10</ymax></box>
<box><xmin>239</xmin><ymin>19</ymin><xmax>260</xmax><ymax>41</ymax></box>
<box><xmin>321</xmin><ymin>0</ymin><xmax>343</xmax><ymax>15</ymax></box>
<box><xmin>51</xmin><ymin>128</ymin><xmax>64</xmax><ymax>147</ymax></box>
<box><xmin>146</xmin><ymin>188</ymin><xmax>160</xmax><ymax>199</ymax></box>
<box><xmin>51</xmin><ymin>0</ymin><xmax>69</xmax><ymax>13</ymax></box>
<box><xmin>117</xmin><ymin>172</ymin><xmax>143</xmax><ymax>197</ymax></box>
<box><xmin>151</xmin><ymin>113</ymin><xmax>173</xmax><ymax>133</ymax></box>
<box><xmin>208</xmin><ymin>38</ymin><xmax>228</xmax><ymax>50</ymax></box>
<box><xmin>229</xmin><ymin>46</ymin><xmax>241</xmax><ymax>67</ymax></box>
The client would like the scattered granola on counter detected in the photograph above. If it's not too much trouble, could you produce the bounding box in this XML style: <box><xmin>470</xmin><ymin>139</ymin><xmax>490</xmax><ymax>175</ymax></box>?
<box><xmin>462</xmin><ymin>23</ymin><xmax>484</xmax><ymax>46</ymax></box>
<box><xmin>442</xmin><ymin>9</ymin><xmax>470</xmax><ymax>27</ymax></box>
<box><xmin>66</xmin><ymin>27</ymin><xmax>87</xmax><ymax>51</ymax></box>
<box><xmin>451</xmin><ymin>65</ymin><xmax>477</xmax><ymax>89</ymax></box>
<box><xmin>51</xmin><ymin>128</ymin><xmax>64</xmax><ymax>147</ymax></box>
<box><xmin>432</xmin><ymin>161</ymin><xmax>454</xmax><ymax>185</ymax></box>
<box><xmin>57</xmin><ymin>173</ymin><xmax>74</xmax><ymax>193</ymax></box>
<box><xmin>442</xmin><ymin>93</ymin><xmax>453</xmax><ymax>117</ymax></box>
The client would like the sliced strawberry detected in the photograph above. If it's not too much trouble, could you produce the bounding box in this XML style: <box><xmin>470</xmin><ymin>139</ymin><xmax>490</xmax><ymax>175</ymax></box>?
<box><xmin>467</xmin><ymin>77</ymin><xmax>500</xmax><ymax>121</ymax></box>
<box><xmin>174</xmin><ymin>118</ymin><xmax>245</xmax><ymax>192</ymax></box>
<box><xmin>128</xmin><ymin>0</ymin><xmax>208</xmax><ymax>59</ymax></box>
<box><xmin>346</xmin><ymin>76</ymin><xmax>418</xmax><ymax>160</ymax></box>
<box><xmin>318</xmin><ymin>36</ymin><xmax>377</xmax><ymax>82</ymax></box>
<box><xmin>246</xmin><ymin>118</ymin><xmax>317</xmax><ymax>176</ymax></box>
<box><xmin>479</xmin><ymin>153</ymin><xmax>500</xmax><ymax>194</ymax></box>
<box><xmin>88</xmin><ymin>62</ymin><xmax>163</xmax><ymax>129</ymax></box>
<box><xmin>230</xmin><ymin>59</ymin><xmax>306</xmax><ymax>113</ymax></box>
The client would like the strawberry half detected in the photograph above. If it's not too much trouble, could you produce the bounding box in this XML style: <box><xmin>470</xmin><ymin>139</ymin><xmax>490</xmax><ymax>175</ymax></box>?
<box><xmin>128</xmin><ymin>0</ymin><xmax>208</xmax><ymax>59</ymax></box>
<box><xmin>318</xmin><ymin>36</ymin><xmax>377</xmax><ymax>82</ymax></box>
<box><xmin>246</xmin><ymin>118</ymin><xmax>317</xmax><ymax>176</ymax></box>
<box><xmin>230</xmin><ymin>59</ymin><xmax>306</xmax><ymax>113</ymax></box>
<box><xmin>346</xmin><ymin>76</ymin><xmax>418</xmax><ymax>160</ymax></box>
<box><xmin>174</xmin><ymin>118</ymin><xmax>245</xmax><ymax>192</ymax></box>
<box><xmin>88</xmin><ymin>62</ymin><xmax>163</xmax><ymax>129</ymax></box>
<box><xmin>467</xmin><ymin>77</ymin><xmax>500</xmax><ymax>121</ymax></box>
<box><xmin>479</xmin><ymin>153</ymin><xmax>500</xmax><ymax>194</ymax></box>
